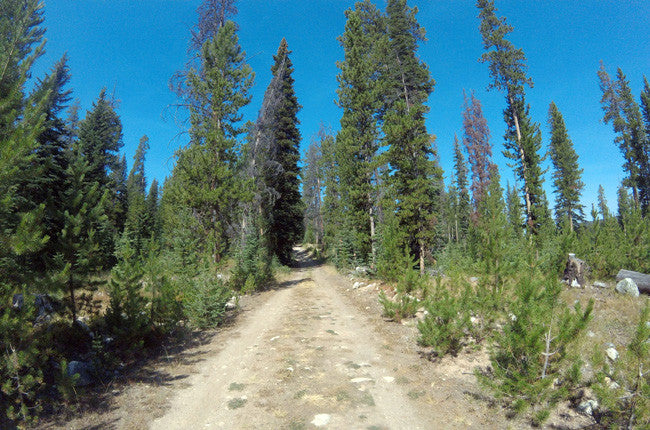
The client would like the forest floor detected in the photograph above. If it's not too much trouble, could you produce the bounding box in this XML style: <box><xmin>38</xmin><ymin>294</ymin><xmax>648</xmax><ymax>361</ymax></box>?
<box><xmin>41</xmin><ymin>247</ymin><xmax>598</xmax><ymax>429</ymax></box>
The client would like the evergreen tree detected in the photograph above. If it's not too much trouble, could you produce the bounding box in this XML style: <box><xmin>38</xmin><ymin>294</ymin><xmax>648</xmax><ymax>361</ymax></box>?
<box><xmin>0</xmin><ymin>1</ymin><xmax>49</xmax><ymax>423</ymax></box>
<box><xmin>598</xmin><ymin>65</ymin><xmax>650</xmax><ymax>212</ymax></box>
<box><xmin>167</xmin><ymin>20</ymin><xmax>254</xmax><ymax>263</ymax></box>
<box><xmin>452</xmin><ymin>135</ymin><xmax>470</xmax><ymax>240</ymax></box>
<box><xmin>16</xmin><ymin>55</ymin><xmax>73</xmax><ymax>274</ymax></box>
<box><xmin>125</xmin><ymin>135</ymin><xmax>150</xmax><ymax>255</ymax></box>
<box><xmin>383</xmin><ymin>0</ymin><xmax>439</xmax><ymax>274</ymax></box>
<box><xmin>477</xmin><ymin>0</ymin><xmax>549</xmax><ymax>235</ymax></box>
<box><xmin>302</xmin><ymin>135</ymin><xmax>324</xmax><ymax>246</ymax></box>
<box><xmin>336</xmin><ymin>0</ymin><xmax>383</xmax><ymax>265</ymax></box>
<box><xmin>597</xmin><ymin>184</ymin><xmax>610</xmax><ymax>221</ymax></box>
<box><xmin>547</xmin><ymin>102</ymin><xmax>584</xmax><ymax>231</ymax></box>
<box><xmin>77</xmin><ymin>89</ymin><xmax>125</xmax><ymax>262</ymax></box>
<box><xmin>462</xmin><ymin>91</ymin><xmax>495</xmax><ymax>214</ymax></box>
<box><xmin>319</xmin><ymin>126</ymin><xmax>343</xmax><ymax>256</ymax></box>
<box><xmin>506</xmin><ymin>182</ymin><xmax>523</xmax><ymax>236</ymax></box>
<box><xmin>146</xmin><ymin>178</ymin><xmax>161</xmax><ymax>241</ymax></box>
<box><xmin>267</xmin><ymin>38</ymin><xmax>304</xmax><ymax>265</ymax></box>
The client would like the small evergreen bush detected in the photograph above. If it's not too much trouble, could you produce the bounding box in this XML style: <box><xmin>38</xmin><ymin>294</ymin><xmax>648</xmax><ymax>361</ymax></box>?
<box><xmin>183</xmin><ymin>269</ymin><xmax>231</xmax><ymax>329</ymax></box>
<box><xmin>418</xmin><ymin>289</ymin><xmax>471</xmax><ymax>357</ymax></box>
<box><xmin>592</xmin><ymin>304</ymin><xmax>649</xmax><ymax>428</ymax></box>
<box><xmin>379</xmin><ymin>290</ymin><xmax>419</xmax><ymax>322</ymax></box>
<box><xmin>477</xmin><ymin>270</ymin><xmax>593</xmax><ymax>424</ymax></box>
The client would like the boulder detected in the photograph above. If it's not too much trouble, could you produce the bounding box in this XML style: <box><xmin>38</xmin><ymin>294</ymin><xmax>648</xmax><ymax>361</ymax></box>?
<box><xmin>67</xmin><ymin>360</ymin><xmax>95</xmax><ymax>386</ymax></box>
<box><xmin>616</xmin><ymin>269</ymin><xmax>650</xmax><ymax>295</ymax></box>
<box><xmin>615</xmin><ymin>278</ymin><xmax>639</xmax><ymax>297</ymax></box>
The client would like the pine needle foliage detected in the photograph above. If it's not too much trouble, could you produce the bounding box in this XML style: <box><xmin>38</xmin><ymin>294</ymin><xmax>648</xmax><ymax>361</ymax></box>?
<box><xmin>477</xmin><ymin>266</ymin><xmax>593</xmax><ymax>425</ymax></box>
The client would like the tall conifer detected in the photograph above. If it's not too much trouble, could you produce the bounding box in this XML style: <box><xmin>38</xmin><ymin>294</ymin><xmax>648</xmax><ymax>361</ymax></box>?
<box><xmin>267</xmin><ymin>39</ymin><xmax>304</xmax><ymax>264</ymax></box>
<box><xmin>383</xmin><ymin>0</ymin><xmax>439</xmax><ymax>273</ymax></box>
<box><xmin>547</xmin><ymin>102</ymin><xmax>584</xmax><ymax>231</ymax></box>
<box><xmin>477</xmin><ymin>0</ymin><xmax>549</xmax><ymax>235</ymax></box>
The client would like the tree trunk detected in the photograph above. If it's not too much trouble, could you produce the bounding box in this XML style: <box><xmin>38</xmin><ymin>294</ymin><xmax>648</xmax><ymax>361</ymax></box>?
<box><xmin>369</xmin><ymin>205</ymin><xmax>376</xmax><ymax>269</ymax></box>
<box><xmin>508</xmin><ymin>95</ymin><xmax>534</xmax><ymax>233</ymax></box>
<box><xmin>419</xmin><ymin>240</ymin><xmax>425</xmax><ymax>275</ymax></box>
<box><xmin>68</xmin><ymin>275</ymin><xmax>77</xmax><ymax>325</ymax></box>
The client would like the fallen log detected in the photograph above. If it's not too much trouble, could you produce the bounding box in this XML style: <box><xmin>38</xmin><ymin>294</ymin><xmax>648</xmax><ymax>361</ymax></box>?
<box><xmin>615</xmin><ymin>269</ymin><xmax>650</xmax><ymax>295</ymax></box>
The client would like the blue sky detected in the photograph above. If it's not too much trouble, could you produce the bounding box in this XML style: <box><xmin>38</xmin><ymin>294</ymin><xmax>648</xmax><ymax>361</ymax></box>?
<box><xmin>33</xmin><ymin>0</ymin><xmax>650</xmax><ymax>212</ymax></box>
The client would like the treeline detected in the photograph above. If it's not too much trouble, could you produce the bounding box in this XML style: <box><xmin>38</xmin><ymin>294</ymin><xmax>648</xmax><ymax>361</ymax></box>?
<box><xmin>301</xmin><ymin>0</ymin><xmax>649</xmax><ymax>426</ymax></box>
<box><xmin>1</xmin><ymin>0</ymin><xmax>303</xmax><ymax>426</ymax></box>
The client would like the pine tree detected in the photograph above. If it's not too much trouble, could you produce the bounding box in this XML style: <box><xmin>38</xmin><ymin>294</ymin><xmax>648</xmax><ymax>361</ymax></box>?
<box><xmin>547</xmin><ymin>102</ymin><xmax>584</xmax><ymax>231</ymax></box>
<box><xmin>597</xmin><ymin>184</ymin><xmax>610</xmax><ymax>221</ymax></box>
<box><xmin>319</xmin><ymin>126</ymin><xmax>343</xmax><ymax>256</ymax></box>
<box><xmin>302</xmin><ymin>135</ymin><xmax>324</xmax><ymax>246</ymax></box>
<box><xmin>267</xmin><ymin>38</ymin><xmax>303</xmax><ymax>265</ymax></box>
<box><xmin>383</xmin><ymin>0</ymin><xmax>439</xmax><ymax>274</ymax></box>
<box><xmin>77</xmin><ymin>89</ymin><xmax>125</xmax><ymax>262</ymax></box>
<box><xmin>452</xmin><ymin>136</ymin><xmax>471</xmax><ymax>240</ymax></box>
<box><xmin>146</xmin><ymin>179</ymin><xmax>161</xmax><ymax>242</ymax></box>
<box><xmin>477</xmin><ymin>0</ymin><xmax>549</xmax><ymax>235</ymax></box>
<box><xmin>506</xmin><ymin>182</ymin><xmax>523</xmax><ymax>236</ymax></box>
<box><xmin>462</xmin><ymin>91</ymin><xmax>494</xmax><ymax>214</ymax></box>
<box><xmin>336</xmin><ymin>0</ymin><xmax>383</xmax><ymax>265</ymax></box>
<box><xmin>598</xmin><ymin>65</ymin><xmax>650</xmax><ymax>212</ymax></box>
<box><xmin>0</xmin><ymin>1</ymin><xmax>49</xmax><ymax>423</ymax></box>
<box><xmin>168</xmin><ymin>20</ymin><xmax>254</xmax><ymax>263</ymax></box>
<box><xmin>125</xmin><ymin>135</ymin><xmax>150</xmax><ymax>255</ymax></box>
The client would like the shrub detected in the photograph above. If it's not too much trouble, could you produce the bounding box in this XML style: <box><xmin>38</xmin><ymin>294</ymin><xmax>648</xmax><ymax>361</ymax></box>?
<box><xmin>418</xmin><ymin>289</ymin><xmax>471</xmax><ymax>357</ymax></box>
<box><xmin>477</xmin><ymin>271</ymin><xmax>593</xmax><ymax>424</ymax></box>
<box><xmin>183</xmin><ymin>269</ymin><xmax>231</xmax><ymax>329</ymax></box>
<box><xmin>592</xmin><ymin>304</ymin><xmax>649</xmax><ymax>428</ymax></box>
<box><xmin>379</xmin><ymin>290</ymin><xmax>418</xmax><ymax>322</ymax></box>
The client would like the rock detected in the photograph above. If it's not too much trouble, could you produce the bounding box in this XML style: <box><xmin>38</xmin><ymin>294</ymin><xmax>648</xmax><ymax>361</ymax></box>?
<box><xmin>577</xmin><ymin>399</ymin><xmax>598</xmax><ymax>416</ymax></box>
<box><xmin>225</xmin><ymin>296</ymin><xmax>237</xmax><ymax>310</ymax></box>
<box><xmin>605</xmin><ymin>346</ymin><xmax>619</xmax><ymax>361</ymax></box>
<box><xmin>615</xmin><ymin>278</ymin><xmax>639</xmax><ymax>297</ymax></box>
<box><xmin>469</xmin><ymin>277</ymin><xmax>479</xmax><ymax>283</ymax></box>
<box><xmin>355</xmin><ymin>266</ymin><xmax>370</xmax><ymax>275</ymax></box>
<box><xmin>352</xmin><ymin>282</ymin><xmax>365</xmax><ymax>290</ymax></box>
<box><xmin>616</xmin><ymin>269</ymin><xmax>650</xmax><ymax>295</ymax></box>
<box><xmin>571</xmin><ymin>279</ymin><xmax>581</xmax><ymax>288</ymax></box>
<box><xmin>587</xmin><ymin>331</ymin><xmax>595</xmax><ymax>338</ymax></box>
<box><xmin>383</xmin><ymin>376</ymin><xmax>395</xmax><ymax>383</ymax></box>
<box><xmin>67</xmin><ymin>360</ymin><xmax>95</xmax><ymax>386</ymax></box>
<box><xmin>74</xmin><ymin>319</ymin><xmax>93</xmax><ymax>338</ymax></box>
<box><xmin>311</xmin><ymin>414</ymin><xmax>331</xmax><ymax>427</ymax></box>
<box><xmin>350</xmin><ymin>377</ymin><xmax>373</xmax><ymax>383</ymax></box>
<box><xmin>12</xmin><ymin>293</ymin><xmax>23</xmax><ymax>310</ymax></box>
<box><xmin>593</xmin><ymin>281</ymin><xmax>609</xmax><ymax>289</ymax></box>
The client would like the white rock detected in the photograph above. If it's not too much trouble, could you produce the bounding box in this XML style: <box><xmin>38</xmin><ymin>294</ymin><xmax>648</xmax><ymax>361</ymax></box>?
<box><xmin>615</xmin><ymin>278</ymin><xmax>640</xmax><ymax>297</ymax></box>
<box><xmin>571</xmin><ymin>279</ymin><xmax>581</xmax><ymax>288</ymax></box>
<box><xmin>587</xmin><ymin>331</ymin><xmax>595</xmax><ymax>338</ymax></box>
<box><xmin>593</xmin><ymin>281</ymin><xmax>608</xmax><ymax>289</ymax></box>
<box><xmin>383</xmin><ymin>376</ymin><xmax>395</xmax><ymax>383</ymax></box>
<box><xmin>350</xmin><ymin>377</ymin><xmax>373</xmax><ymax>383</ymax></box>
<box><xmin>352</xmin><ymin>282</ymin><xmax>365</xmax><ymax>289</ymax></box>
<box><xmin>577</xmin><ymin>399</ymin><xmax>598</xmax><ymax>416</ymax></box>
<box><xmin>606</xmin><ymin>347</ymin><xmax>619</xmax><ymax>361</ymax></box>
<box><xmin>311</xmin><ymin>414</ymin><xmax>331</xmax><ymax>427</ymax></box>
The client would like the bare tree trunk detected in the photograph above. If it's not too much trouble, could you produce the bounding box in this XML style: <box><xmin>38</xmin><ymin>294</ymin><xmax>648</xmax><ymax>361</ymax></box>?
<box><xmin>370</xmin><ymin>205</ymin><xmax>376</xmax><ymax>269</ymax></box>
<box><xmin>419</xmin><ymin>240</ymin><xmax>425</xmax><ymax>275</ymax></box>
<box><xmin>508</xmin><ymin>95</ymin><xmax>534</xmax><ymax>233</ymax></box>
<box><xmin>68</xmin><ymin>275</ymin><xmax>77</xmax><ymax>325</ymax></box>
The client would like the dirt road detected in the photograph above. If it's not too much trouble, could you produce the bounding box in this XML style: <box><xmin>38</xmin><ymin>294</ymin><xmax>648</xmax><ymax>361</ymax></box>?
<box><xmin>149</xmin><ymin>249</ymin><xmax>502</xmax><ymax>429</ymax></box>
